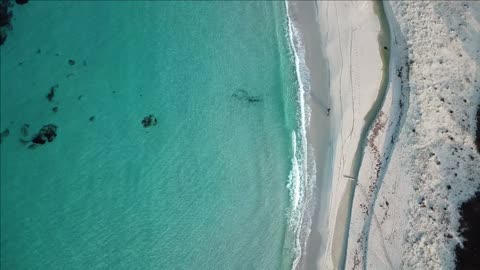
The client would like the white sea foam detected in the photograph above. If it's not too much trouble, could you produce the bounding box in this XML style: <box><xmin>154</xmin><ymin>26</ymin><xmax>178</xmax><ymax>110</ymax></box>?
<box><xmin>285</xmin><ymin>1</ymin><xmax>317</xmax><ymax>269</ymax></box>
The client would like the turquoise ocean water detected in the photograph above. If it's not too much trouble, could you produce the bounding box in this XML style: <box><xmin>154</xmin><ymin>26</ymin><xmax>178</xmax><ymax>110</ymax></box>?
<box><xmin>1</xmin><ymin>1</ymin><xmax>301</xmax><ymax>269</ymax></box>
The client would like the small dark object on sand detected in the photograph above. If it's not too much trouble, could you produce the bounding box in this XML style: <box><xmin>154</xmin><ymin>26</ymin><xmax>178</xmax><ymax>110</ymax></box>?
<box><xmin>47</xmin><ymin>84</ymin><xmax>58</xmax><ymax>102</ymax></box>
<box><xmin>31</xmin><ymin>124</ymin><xmax>57</xmax><ymax>145</ymax></box>
<box><xmin>142</xmin><ymin>115</ymin><xmax>157</xmax><ymax>128</ymax></box>
<box><xmin>15</xmin><ymin>0</ymin><xmax>28</xmax><ymax>5</ymax></box>
<box><xmin>384</xmin><ymin>46</ymin><xmax>388</xmax><ymax>50</ymax></box>
<box><xmin>52</xmin><ymin>106</ymin><xmax>58</xmax><ymax>112</ymax></box>
<box><xmin>21</xmin><ymin>124</ymin><xmax>29</xmax><ymax>137</ymax></box>
<box><xmin>89</xmin><ymin>116</ymin><xmax>95</xmax><ymax>122</ymax></box>
<box><xmin>68</xmin><ymin>59</ymin><xmax>75</xmax><ymax>65</ymax></box>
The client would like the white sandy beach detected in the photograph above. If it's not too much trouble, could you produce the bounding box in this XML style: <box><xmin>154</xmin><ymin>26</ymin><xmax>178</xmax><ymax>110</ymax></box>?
<box><xmin>287</xmin><ymin>1</ymin><xmax>388</xmax><ymax>269</ymax></box>
<box><xmin>288</xmin><ymin>0</ymin><xmax>480</xmax><ymax>269</ymax></box>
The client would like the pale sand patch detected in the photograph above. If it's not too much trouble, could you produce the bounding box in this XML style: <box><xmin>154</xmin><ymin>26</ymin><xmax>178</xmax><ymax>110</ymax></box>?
<box><xmin>307</xmin><ymin>1</ymin><xmax>387</xmax><ymax>269</ymax></box>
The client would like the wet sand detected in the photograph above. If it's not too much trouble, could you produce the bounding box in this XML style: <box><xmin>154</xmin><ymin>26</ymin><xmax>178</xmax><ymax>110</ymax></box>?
<box><xmin>285</xmin><ymin>1</ymin><xmax>333</xmax><ymax>269</ymax></box>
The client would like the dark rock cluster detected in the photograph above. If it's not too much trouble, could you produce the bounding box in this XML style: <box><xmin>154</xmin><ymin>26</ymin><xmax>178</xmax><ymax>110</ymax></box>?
<box><xmin>1</xmin><ymin>14</ymin><xmax>162</xmax><ymax>149</ymax></box>
<box><xmin>31</xmin><ymin>124</ymin><xmax>57</xmax><ymax>145</ymax></box>
<box><xmin>141</xmin><ymin>115</ymin><xmax>157</xmax><ymax>128</ymax></box>
<box><xmin>1</xmin><ymin>0</ymin><xmax>28</xmax><ymax>46</ymax></box>
<box><xmin>0</xmin><ymin>0</ymin><xmax>12</xmax><ymax>46</ymax></box>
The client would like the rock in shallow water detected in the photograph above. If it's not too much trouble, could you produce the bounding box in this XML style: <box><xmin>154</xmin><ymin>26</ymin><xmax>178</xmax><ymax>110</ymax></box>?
<box><xmin>31</xmin><ymin>124</ymin><xmax>57</xmax><ymax>145</ymax></box>
<box><xmin>0</xmin><ymin>0</ymin><xmax>12</xmax><ymax>46</ymax></box>
<box><xmin>141</xmin><ymin>115</ymin><xmax>157</xmax><ymax>128</ymax></box>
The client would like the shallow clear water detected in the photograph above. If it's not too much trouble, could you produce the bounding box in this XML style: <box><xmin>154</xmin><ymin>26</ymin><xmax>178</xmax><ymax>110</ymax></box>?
<box><xmin>0</xmin><ymin>1</ymin><xmax>299</xmax><ymax>269</ymax></box>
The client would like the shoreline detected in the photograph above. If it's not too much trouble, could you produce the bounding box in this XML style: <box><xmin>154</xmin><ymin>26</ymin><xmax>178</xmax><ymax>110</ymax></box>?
<box><xmin>286</xmin><ymin>1</ymin><xmax>389</xmax><ymax>269</ymax></box>
<box><xmin>285</xmin><ymin>2</ymin><xmax>331</xmax><ymax>269</ymax></box>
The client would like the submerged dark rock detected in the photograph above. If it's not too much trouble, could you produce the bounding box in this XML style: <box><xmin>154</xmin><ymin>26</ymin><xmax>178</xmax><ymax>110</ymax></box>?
<box><xmin>232</xmin><ymin>89</ymin><xmax>262</xmax><ymax>104</ymax></box>
<box><xmin>46</xmin><ymin>84</ymin><xmax>58</xmax><ymax>102</ymax></box>
<box><xmin>15</xmin><ymin>0</ymin><xmax>27</xmax><ymax>5</ymax></box>
<box><xmin>68</xmin><ymin>59</ymin><xmax>75</xmax><ymax>66</ymax></box>
<box><xmin>52</xmin><ymin>106</ymin><xmax>58</xmax><ymax>112</ymax></box>
<box><xmin>89</xmin><ymin>116</ymin><xmax>95</xmax><ymax>122</ymax></box>
<box><xmin>0</xmin><ymin>0</ymin><xmax>12</xmax><ymax>46</ymax></box>
<box><xmin>31</xmin><ymin>124</ymin><xmax>57</xmax><ymax>145</ymax></box>
<box><xmin>141</xmin><ymin>115</ymin><xmax>157</xmax><ymax>128</ymax></box>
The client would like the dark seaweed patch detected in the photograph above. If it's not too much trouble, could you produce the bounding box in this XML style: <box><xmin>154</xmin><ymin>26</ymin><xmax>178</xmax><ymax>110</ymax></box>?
<box><xmin>232</xmin><ymin>89</ymin><xmax>262</xmax><ymax>104</ymax></box>
<box><xmin>15</xmin><ymin>0</ymin><xmax>28</xmax><ymax>5</ymax></box>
